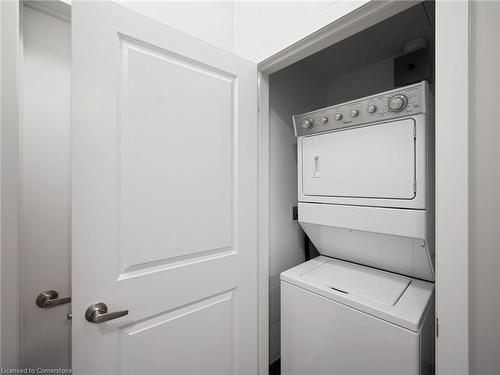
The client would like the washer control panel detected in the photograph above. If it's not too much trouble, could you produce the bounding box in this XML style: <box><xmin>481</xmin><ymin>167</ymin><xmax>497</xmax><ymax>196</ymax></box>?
<box><xmin>293</xmin><ymin>81</ymin><xmax>430</xmax><ymax>137</ymax></box>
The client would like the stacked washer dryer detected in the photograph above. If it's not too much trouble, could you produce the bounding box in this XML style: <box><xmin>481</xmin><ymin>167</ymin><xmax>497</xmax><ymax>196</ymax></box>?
<box><xmin>282</xmin><ymin>81</ymin><xmax>435</xmax><ymax>375</ymax></box>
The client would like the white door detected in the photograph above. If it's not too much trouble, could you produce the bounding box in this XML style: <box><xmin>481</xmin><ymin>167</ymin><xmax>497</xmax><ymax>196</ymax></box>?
<box><xmin>71</xmin><ymin>2</ymin><xmax>258</xmax><ymax>374</ymax></box>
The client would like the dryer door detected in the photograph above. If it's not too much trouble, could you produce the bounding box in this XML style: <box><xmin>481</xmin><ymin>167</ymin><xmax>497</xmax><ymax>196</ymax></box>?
<box><xmin>301</xmin><ymin>119</ymin><xmax>416</xmax><ymax>200</ymax></box>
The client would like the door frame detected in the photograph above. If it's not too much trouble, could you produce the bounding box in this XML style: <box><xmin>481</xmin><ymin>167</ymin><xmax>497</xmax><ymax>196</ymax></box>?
<box><xmin>1</xmin><ymin>0</ymin><xmax>22</xmax><ymax>368</ymax></box>
<box><xmin>256</xmin><ymin>1</ymin><xmax>470</xmax><ymax>374</ymax></box>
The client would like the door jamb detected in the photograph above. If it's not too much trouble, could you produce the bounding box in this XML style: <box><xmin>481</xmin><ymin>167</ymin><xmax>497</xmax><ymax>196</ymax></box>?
<box><xmin>434</xmin><ymin>2</ymin><xmax>470</xmax><ymax>373</ymax></box>
<box><xmin>0</xmin><ymin>0</ymin><xmax>21</xmax><ymax>368</ymax></box>
<box><xmin>256</xmin><ymin>1</ymin><xmax>470</xmax><ymax>374</ymax></box>
<box><xmin>256</xmin><ymin>72</ymin><xmax>270</xmax><ymax>375</ymax></box>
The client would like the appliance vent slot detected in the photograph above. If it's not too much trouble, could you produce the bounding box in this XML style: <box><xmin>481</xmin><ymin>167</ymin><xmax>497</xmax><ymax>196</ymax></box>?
<box><xmin>329</xmin><ymin>286</ymin><xmax>348</xmax><ymax>294</ymax></box>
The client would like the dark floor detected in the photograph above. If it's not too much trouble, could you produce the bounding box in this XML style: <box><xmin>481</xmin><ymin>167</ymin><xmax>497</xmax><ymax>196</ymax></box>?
<box><xmin>269</xmin><ymin>359</ymin><xmax>281</xmax><ymax>375</ymax></box>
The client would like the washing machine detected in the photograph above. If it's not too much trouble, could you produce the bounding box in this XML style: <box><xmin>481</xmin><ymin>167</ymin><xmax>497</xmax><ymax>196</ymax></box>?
<box><xmin>281</xmin><ymin>81</ymin><xmax>435</xmax><ymax>375</ymax></box>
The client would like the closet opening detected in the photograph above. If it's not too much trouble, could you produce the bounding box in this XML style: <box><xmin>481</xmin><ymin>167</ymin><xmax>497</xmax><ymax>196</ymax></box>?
<box><xmin>266</xmin><ymin>2</ymin><xmax>435</xmax><ymax>372</ymax></box>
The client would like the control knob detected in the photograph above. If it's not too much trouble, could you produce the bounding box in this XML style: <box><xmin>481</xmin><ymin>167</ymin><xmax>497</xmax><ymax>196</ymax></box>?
<box><xmin>334</xmin><ymin>113</ymin><xmax>343</xmax><ymax>121</ymax></box>
<box><xmin>367</xmin><ymin>104</ymin><xmax>377</xmax><ymax>113</ymax></box>
<box><xmin>320</xmin><ymin>116</ymin><xmax>328</xmax><ymax>124</ymax></box>
<box><xmin>388</xmin><ymin>94</ymin><xmax>408</xmax><ymax>112</ymax></box>
<box><xmin>350</xmin><ymin>109</ymin><xmax>359</xmax><ymax>117</ymax></box>
<box><xmin>302</xmin><ymin>119</ymin><xmax>314</xmax><ymax>129</ymax></box>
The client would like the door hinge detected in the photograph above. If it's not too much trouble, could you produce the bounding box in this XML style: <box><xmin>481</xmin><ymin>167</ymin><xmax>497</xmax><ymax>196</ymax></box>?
<box><xmin>436</xmin><ymin>317</ymin><xmax>439</xmax><ymax>338</ymax></box>
<box><xmin>413</xmin><ymin>180</ymin><xmax>417</xmax><ymax>193</ymax></box>
<box><xmin>413</xmin><ymin>125</ymin><xmax>416</xmax><ymax>139</ymax></box>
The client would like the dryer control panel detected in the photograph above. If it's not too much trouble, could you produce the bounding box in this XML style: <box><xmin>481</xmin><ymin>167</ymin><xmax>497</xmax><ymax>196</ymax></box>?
<box><xmin>293</xmin><ymin>81</ymin><xmax>431</xmax><ymax>137</ymax></box>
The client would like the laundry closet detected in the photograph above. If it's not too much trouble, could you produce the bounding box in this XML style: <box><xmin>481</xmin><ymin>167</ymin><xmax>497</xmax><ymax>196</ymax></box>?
<box><xmin>266</xmin><ymin>2</ymin><xmax>435</xmax><ymax>373</ymax></box>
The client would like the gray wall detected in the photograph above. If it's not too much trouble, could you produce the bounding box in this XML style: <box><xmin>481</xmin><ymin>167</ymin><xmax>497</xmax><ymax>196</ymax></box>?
<box><xmin>326</xmin><ymin>58</ymin><xmax>394</xmax><ymax>106</ymax></box>
<box><xmin>268</xmin><ymin>64</ymin><xmax>326</xmax><ymax>363</ymax></box>
<box><xmin>21</xmin><ymin>5</ymin><xmax>71</xmax><ymax>368</ymax></box>
<box><xmin>469</xmin><ymin>2</ymin><xmax>500</xmax><ymax>374</ymax></box>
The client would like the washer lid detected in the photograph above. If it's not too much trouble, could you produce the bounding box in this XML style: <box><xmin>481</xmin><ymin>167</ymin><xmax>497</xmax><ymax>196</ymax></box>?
<box><xmin>281</xmin><ymin>256</ymin><xmax>434</xmax><ymax>332</ymax></box>
<box><xmin>301</xmin><ymin>259</ymin><xmax>411</xmax><ymax>306</ymax></box>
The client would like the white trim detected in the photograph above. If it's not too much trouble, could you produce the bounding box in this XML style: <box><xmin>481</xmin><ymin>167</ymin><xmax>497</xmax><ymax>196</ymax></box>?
<box><xmin>257</xmin><ymin>72</ymin><xmax>270</xmax><ymax>375</ymax></box>
<box><xmin>435</xmin><ymin>1</ymin><xmax>470</xmax><ymax>374</ymax></box>
<box><xmin>0</xmin><ymin>0</ymin><xmax>21</xmax><ymax>368</ymax></box>
<box><xmin>17</xmin><ymin>2</ymin><xmax>25</xmax><ymax>367</ymax></box>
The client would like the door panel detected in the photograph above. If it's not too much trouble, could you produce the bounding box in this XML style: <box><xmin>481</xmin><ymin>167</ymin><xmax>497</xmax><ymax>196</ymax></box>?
<box><xmin>72</xmin><ymin>2</ymin><xmax>257</xmax><ymax>374</ymax></box>
<box><xmin>301</xmin><ymin>119</ymin><xmax>416</xmax><ymax>199</ymax></box>
<box><xmin>120</xmin><ymin>36</ymin><xmax>235</xmax><ymax>272</ymax></box>
<box><xmin>121</xmin><ymin>291</ymin><xmax>234</xmax><ymax>374</ymax></box>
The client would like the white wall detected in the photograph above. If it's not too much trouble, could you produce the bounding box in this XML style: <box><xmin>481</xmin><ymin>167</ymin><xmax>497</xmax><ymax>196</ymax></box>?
<box><xmin>21</xmin><ymin>5</ymin><xmax>71</xmax><ymax>369</ymax></box>
<box><xmin>469</xmin><ymin>1</ymin><xmax>500</xmax><ymax>374</ymax></box>
<box><xmin>268</xmin><ymin>63</ymin><xmax>326</xmax><ymax>363</ymax></box>
<box><xmin>115</xmin><ymin>1</ymin><xmax>234</xmax><ymax>52</ymax></box>
<box><xmin>233</xmin><ymin>1</ymin><xmax>369</xmax><ymax>63</ymax></box>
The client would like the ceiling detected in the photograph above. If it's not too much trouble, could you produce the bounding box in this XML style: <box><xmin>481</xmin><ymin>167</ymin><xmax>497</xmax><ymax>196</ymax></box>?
<box><xmin>298</xmin><ymin>2</ymin><xmax>435</xmax><ymax>80</ymax></box>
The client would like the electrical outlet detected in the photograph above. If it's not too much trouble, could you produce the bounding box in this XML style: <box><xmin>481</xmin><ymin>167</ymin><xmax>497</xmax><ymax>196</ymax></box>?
<box><xmin>291</xmin><ymin>204</ymin><xmax>298</xmax><ymax>222</ymax></box>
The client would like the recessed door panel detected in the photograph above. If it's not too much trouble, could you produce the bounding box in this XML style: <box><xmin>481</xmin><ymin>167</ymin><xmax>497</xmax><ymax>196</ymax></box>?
<box><xmin>120</xmin><ymin>36</ymin><xmax>235</xmax><ymax>272</ymax></box>
<box><xmin>301</xmin><ymin>119</ymin><xmax>416</xmax><ymax>199</ymax></box>
<box><xmin>121</xmin><ymin>291</ymin><xmax>234</xmax><ymax>375</ymax></box>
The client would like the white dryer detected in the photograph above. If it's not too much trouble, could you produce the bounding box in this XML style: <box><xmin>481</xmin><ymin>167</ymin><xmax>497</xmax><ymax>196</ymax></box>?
<box><xmin>281</xmin><ymin>81</ymin><xmax>435</xmax><ymax>374</ymax></box>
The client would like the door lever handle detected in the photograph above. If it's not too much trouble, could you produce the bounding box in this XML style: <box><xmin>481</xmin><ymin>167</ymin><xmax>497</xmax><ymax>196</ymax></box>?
<box><xmin>85</xmin><ymin>302</ymin><xmax>128</xmax><ymax>324</ymax></box>
<box><xmin>36</xmin><ymin>290</ymin><xmax>71</xmax><ymax>309</ymax></box>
